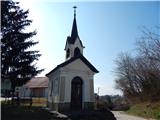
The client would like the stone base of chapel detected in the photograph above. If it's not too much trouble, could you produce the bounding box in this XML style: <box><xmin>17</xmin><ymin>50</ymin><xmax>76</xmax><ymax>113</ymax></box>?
<box><xmin>47</xmin><ymin>101</ymin><xmax>95</xmax><ymax>112</ymax></box>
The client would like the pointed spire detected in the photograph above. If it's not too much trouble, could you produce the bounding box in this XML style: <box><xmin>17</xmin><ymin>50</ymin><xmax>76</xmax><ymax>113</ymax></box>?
<box><xmin>71</xmin><ymin>6</ymin><xmax>78</xmax><ymax>40</ymax></box>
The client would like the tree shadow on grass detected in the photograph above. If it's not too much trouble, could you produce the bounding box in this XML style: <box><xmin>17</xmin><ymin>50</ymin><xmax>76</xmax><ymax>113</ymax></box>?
<box><xmin>1</xmin><ymin>103</ymin><xmax>52</xmax><ymax>120</ymax></box>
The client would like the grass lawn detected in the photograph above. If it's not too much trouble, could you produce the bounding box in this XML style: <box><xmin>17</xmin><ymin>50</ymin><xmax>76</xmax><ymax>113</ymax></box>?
<box><xmin>126</xmin><ymin>102</ymin><xmax>160</xmax><ymax>120</ymax></box>
<box><xmin>1</xmin><ymin>98</ymin><xmax>53</xmax><ymax>120</ymax></box>
<box><xmin>1</xmin><ymin>103</ymin><xmax>53</xmax><ymax>120</ymax></box>
<box><xmin>1</xmin><ymin>98</ymin><xmax>117</xmax><ymax>120</ymax></box>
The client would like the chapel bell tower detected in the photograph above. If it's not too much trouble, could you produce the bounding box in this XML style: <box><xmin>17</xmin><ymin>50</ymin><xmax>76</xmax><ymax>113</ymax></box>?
<box><xmin>64</xmin><ymin>6</ymin><xmax>85</xmax><ymax>60</ymax></box>
<box><xmin>46</xmin><ymin>6</ymin><xmax>99</xmax><ymax>112</ymax></box>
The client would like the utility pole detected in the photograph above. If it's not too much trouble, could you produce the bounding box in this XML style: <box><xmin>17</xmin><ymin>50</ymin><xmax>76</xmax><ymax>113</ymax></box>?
<box><xmin>98</xmin><ymin>87</ymin><xmax>100</xmax><ymax>96</ymax></box>
<box><xmin>97</xmin><ymin>87</ymin><xmax>100</xmax><ymax>109</ymax></box>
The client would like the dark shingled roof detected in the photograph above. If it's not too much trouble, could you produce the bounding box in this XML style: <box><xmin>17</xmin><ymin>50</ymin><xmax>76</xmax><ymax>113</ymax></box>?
<box><xmin>66</xmin><ymin>36</ymin><xmax>83</xmax><ymax>47</ymax></box>
<box><xmin>46</xmin><ymin>55</ymin><xmax>99</xmax><ymax>76</ymax></box>
<box><xmin>65</xmin><ymin>13</ymin><xmax>84</xmax><ymax>49</ymax></box>
<box><xmin>71</xmin><ymin>17</ymin><xmax>78</xmax><ymax>42</ymax></box>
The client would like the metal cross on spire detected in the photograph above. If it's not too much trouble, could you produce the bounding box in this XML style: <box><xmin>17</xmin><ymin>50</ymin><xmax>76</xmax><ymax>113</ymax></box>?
<box><xmin>73</xmin><ymin>6</ymin><xmax>77</xmax><ymax>17</ymax></box>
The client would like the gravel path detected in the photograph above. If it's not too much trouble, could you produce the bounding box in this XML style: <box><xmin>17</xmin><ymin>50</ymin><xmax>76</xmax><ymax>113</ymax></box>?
<box><xmin>112</xmin><ymin>111</ymin><xmax>155</xmax><ymax>120</ymax></box>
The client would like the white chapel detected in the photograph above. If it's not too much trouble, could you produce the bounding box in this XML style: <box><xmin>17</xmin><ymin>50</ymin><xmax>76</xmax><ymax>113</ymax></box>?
<box><xmin>46</xmin><ymin>7</ymin><xmax>99</xmax><ymax>111</ymax></box>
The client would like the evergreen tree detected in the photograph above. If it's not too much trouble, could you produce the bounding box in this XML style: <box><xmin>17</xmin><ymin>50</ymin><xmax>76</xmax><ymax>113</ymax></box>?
<box><xmin>1</xmin><ymin>0</ymin><xmax>43</xmax><ymax>91</ymax></box>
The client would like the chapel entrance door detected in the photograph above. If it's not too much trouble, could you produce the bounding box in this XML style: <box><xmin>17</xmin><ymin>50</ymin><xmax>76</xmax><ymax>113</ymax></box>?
<box><xmin>71</xmin><ymin>77</ymin><xmax>83</xmax><ymax>110</ymax></box>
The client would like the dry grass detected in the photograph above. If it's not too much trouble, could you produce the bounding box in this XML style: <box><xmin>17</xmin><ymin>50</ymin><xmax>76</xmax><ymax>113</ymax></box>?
<box><xmin>126</xmin><ymin>102</ymin><xmax>160</xmax><ymax>120</ymax></box>
<box><xmin>31</xmin><ymin>98</ymin><xmax>47</xmax><ymax>107</ymax></box>
<box><xmin>10</xmin><ymin>97</ymin><xmax>48</xmax><ymax>107</ymax></box>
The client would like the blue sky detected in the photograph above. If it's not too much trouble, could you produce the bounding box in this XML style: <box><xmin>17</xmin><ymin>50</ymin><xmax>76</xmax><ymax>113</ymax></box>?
<box><xmin>17</xmin><ymin>1</ymin><xmax>160</xmax><ymax>95</ymax></box>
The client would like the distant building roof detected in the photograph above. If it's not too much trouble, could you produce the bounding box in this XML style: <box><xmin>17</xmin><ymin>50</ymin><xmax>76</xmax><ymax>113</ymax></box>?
<box><xmin>24</xmin><ymin>77</ymin><xmax>49</xmax><ymax>88</ymax></box>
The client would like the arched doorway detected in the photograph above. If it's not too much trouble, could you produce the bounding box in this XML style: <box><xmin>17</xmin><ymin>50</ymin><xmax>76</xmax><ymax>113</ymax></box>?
<box><xmin>71</xmin><ymin>76</ymin><xmax>83</xmax><ymax>110</ymax></box>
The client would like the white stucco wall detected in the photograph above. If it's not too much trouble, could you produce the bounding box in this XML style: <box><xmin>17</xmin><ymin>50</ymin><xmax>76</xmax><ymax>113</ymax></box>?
<box><xmin>72</xmin><ymin>37</ymin><xmax>84</xmax><ymax>55</ymax></box>
<box><xmin>65</xmin><ymin>37</ymin><xmax>84</xmax><ymax>60</ymax></box>
<box><xmin>20</xmin><ymin>86</ymin><xmax>48</xmax><ymax>98</ymax></box>
<box><xmin>61</xmin><ymin>59</ymin><xmax>95</xmax><ymax>103</ymax></box>
<box><xmin>19</xmin><ymin>86</ymin><xmax>31</xmax><ymax>97</ymax></box>
<box><xmin>48</xmin><ymin>58</ymin><xmax>96</xmax><ymax>105</ymax></box>
<box><xmin>47</xmin><ymin>69</ymin><xmax>60</xmax><ymax>103</ymax></box>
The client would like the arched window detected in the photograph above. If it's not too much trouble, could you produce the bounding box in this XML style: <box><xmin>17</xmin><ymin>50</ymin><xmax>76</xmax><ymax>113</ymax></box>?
<box><xmin>74</xmin><ymin>47</ymin><xmax>81</xmax><ymax>57</ymax></box>
<box><xmin>66</xmin><ymin>49</ymin><xmax>70</xmax><ymax>58</ymax></box>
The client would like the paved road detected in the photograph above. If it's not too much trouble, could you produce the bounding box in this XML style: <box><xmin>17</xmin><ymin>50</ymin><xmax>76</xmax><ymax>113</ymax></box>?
<box><xmin>112</xmin><ymin>111</ymin><xmax>155</xmax><ymax>120</ymax></box>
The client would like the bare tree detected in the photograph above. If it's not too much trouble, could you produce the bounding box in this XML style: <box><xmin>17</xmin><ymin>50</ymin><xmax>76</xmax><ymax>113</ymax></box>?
<box><xmin>115</xmin><ymin>27</ymin><xmax>160</xmax><ymax>102</ymax></box>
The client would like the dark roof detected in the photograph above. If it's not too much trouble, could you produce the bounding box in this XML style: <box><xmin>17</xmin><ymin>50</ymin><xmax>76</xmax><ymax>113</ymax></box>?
<box><xmin>24</xmin><ymin>77</ymin><xmax>49</xmax><ymax>88</ymax></box>
<box><xmin>64</xmin><ymin>12</ymin><xmax>84</xmax><ymax>49</ymax></box>
<box><xmin>71</xmin><ymin>17</ymin><xmax>78</xmax><ymax>42</ymax></box>
<box><xmin>66</xmin><ymin>36</ymin><xmax>83</xmax><ymax>47</ymax></box>
<box><xmin>46</xmin><ymin>55</ymin><xmax>99</xmax><ymax>76</ymax></box>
